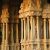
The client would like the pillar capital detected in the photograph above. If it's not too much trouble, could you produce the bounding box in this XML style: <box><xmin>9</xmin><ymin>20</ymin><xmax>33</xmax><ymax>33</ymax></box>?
<box><xmin>1</xmin><ymin>5</ymin><xmax>9</xmax><ymax>23</ymax></box>
<box><xmin>36</xmin><ymin>16</ymin><xmax>39</xmax><ymax>19</ymax></box>
<box><xmin>48</xmin><ymin>19</ymin><xmax>50</xmax><ymax>21</ymax></box>
<box><xmin>43</xmin><ymin>18</ymin><xmax>46</xmax><ymax>22</ymax></box>
<box><xmin>23</xmin><ymin>18</ymin><xmax>25</xmax><ymax>21</ymax></box>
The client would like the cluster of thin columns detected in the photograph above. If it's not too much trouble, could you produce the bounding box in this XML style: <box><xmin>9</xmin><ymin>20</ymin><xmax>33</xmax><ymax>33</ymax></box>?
<box><xmin>21</xmin><ymin>16</ymin><xmax>50</xmax><ymax>50</ymax></box>
<box><xmin>1</xmin><ymin>23</ymin><xmax>9</xmax><ymax>50</ymax></box>
<box><xmin>1</xmin><ymin>22</ymin><xmax>19</xmax><ymax>50</ymax></box>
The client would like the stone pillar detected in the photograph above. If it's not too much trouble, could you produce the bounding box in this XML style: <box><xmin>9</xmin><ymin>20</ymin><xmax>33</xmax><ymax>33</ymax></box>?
<box><xmin>21</xmin><ymin>19</ymin><xmax>23</xmax><ymax>50</ymax></box>
<box><xmin>44</xmin><ymin>18</ymin><xmax>47</xmax><ymax>50</ymax></box>
<box><xmin>11</xmin><ymin>23</ymin><xmax>14</xmax><ymax>50</ymax></box>
<box><xmin>21</xmin><ymin>19</ymin><xmax>23</xmax><ymax>41</ymax></box>
<box><xmin>33</xmin><ymin>17</ymin><xmax>35</xmax><ymax>40</ymax></box>
<box><xmin>48</xmin><ymin>19</ymin><xmax>50</xmax><ymax>49</ymax></box>
<box><xmin>24</xmin><ymin>18</ymin><xmax>26</xmax><ymax>41</ymax></box>
<box><xmin>23</xmin><ymin>18</ymin><xmax>26</xmax><ymax>50</ymax></box>
<box><xmin>1</xmin><ymin>5</ymin><xmax>9</xmax><ymax>50</ymax></box>
<box><xmin>36</xmin><ymin>16</ymin><xmax>40</xmax><ymax>50</ymax></box>
<box><xmin>27</xmin><ymin>17</ymin><xmax>29</xmax><ymax>50</ymax></box>
<box><xmin>30</xmin><ymin>16</ymin><xmax>33</xmax><ymax>40</ymax></box>
<box><xmin>1</xmin><ymin>23</ymin><xmax>5</xmax><ymax>50</ymax></box>
<box><xmin>5</xmin><ymin>23</ymin><xmax>9</xmax><ymax>50</ymax></box>
<box><xmin>16</xmin><ymin>20</ymin><xmax>20</xmax><ymax>50</ymax></box>
<box><xmin>30</xmin><ymin>16</ymin><xmax>33</xmax><ymax>50</ymax></box>
<box><xmin>27</xmin><ymin>17</ymin><xmax>29</xmax><ymax>40</ymax></box>
<box><xmin>48</xmin><ymin>19</ymin><xmax>50</xmax><ymax>38</ymax></box>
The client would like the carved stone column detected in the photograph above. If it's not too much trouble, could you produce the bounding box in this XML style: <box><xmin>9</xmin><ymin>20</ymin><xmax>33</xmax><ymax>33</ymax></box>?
<box><xmin>24</xmin><ymin>18</ymin><xmax>26</xmax><ymax>41</ymax></box>
<box><xmin>1</xmin><ymin>23</ymin><xmax>5</xmax><ymax>50</ymax></box>
<box><xmin>36</xmin><ymin>16</ymin><xmax>40</xmax><ymax>50</ymax></box>
<box><xmin>30</xmin><ymin>16</ymin><xmax>33</xmax><ymax>50</ymax></box>
<box><xmin>30</xmin><ymin>16</ymin><xmax>33</xmax><ymax>40</ymax></box>
<box><xmin>11</xmin><ymin>23</ymin><xmax>14</xmax><ymax>50</ymax></box>
<box><xmin>16</xmin><ymin>19</ymin><xmax>20</xmax><ymax>50</ymax></box>
<box><xmin>5</xmin><ymin>23</ymin><xmax>9</xmax><ymax>50</ymax></box>
<box><xmin>23</xmin><ymin>18</ymin><xmax>26</xmax><ymax>50</ymax></box>
<box><xmin>27</xmin><ymin>17</ymin><xmax>29</xmax><ymax>40</ymax></box>
<box><xmin>44</xmin><ymin>18</ymin><xmax>47</xmax><ymax>50</ymax></box>
<box><xmin>48</xmin><ymin>19</ymin><xmax>50</xmax><ymax>49</ymax></box>
<box><xmin>27</xmin><ymin>17</ymin><xmax>30</xmax><ymax>50</ymax></box>
<box><xmin>48</xmin><ymin>19</ymin><xmax>50</xmax><ymax>39</ymax></box>
<box><xmin>33</xmin><ymin>17</ymin><xmax>35</xmax><ymax>40</ymax></box>
<box><xmin>1</xmin><ymin>5</ymin><xmax>9</xmax><ymax>50</ymax></box>
<box><xmin>21</xmin><ymin>19</ymin><xmax>23</xmax><ymax>41</ymax></box>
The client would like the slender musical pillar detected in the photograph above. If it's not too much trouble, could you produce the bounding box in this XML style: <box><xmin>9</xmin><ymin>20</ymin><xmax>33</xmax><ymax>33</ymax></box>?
<box><xmin>30</xmin><ymin>16</ymin><xmax>33</xmax><ymax>40</ymax></box>
<box><xmin>44</xmin><ymin>18</ymin><xmax>47</xmax><ymax>50</ymax></box>
<box><xmin>21</xmin><ymin>19</ymin><xmax>24</xmax><ymax>50</ymax></box>
<box><xmin>27</xmin><ymin>17</ymin><xmax>29</xmax><ymax>40</ymax></box>
<box><xmin>21</xmin><ymin>19</ymin><xmax>23</xmax><ymax>41</ymax></box>
<box><xmin>11</xmin><ymin>23</ymin><xmax>14</xmax><ymax>50</ymax></box>
<box><xmin>5</xmin><ymin>23</ymin><xmax>9</xmax><ymax>50</ymax></box>
<box><xmin>1</xmin><ymin>5</ymin><xmax>9</xmax><ymax>50</ymax></box>
<box><xmin>48</xmin><ymin>19</ymin><xmax>50</xmax><ymax>49</ymax></box>
<box><xmin>27</xmin><ymin>17</ymin><xmax>29</xmax><ymax>50</ymax></box>
<box><xmin>16</xmin><ymin>19</ymin><xmax>20</xmax><ymax>50</ymax></box>
<box><xmin>36</xmin><ymin>16</ymin><xmax>40</xmax><ymax>50</ymax></box>
<box><xmin>1</xmin><ymin>23</ymin><xmax>5</xmax><ymax>50</ymax></box>
<box><xmin>23</xmin><ymin>18</ymin><xmax>26</xmax><ymax>50</ymax></box>
<box><xmin>33</xmin><ymin>17</ymin><xmax>35</xmax><ymax>40</ymax></box>
<box><xmin>24</xmin><ymin>18</ymin><xmax>26</xmax><ymax>41</ymax></box>
<box><xmin>30</xmin><ymin>16</ymin><xmax>33</xmax><ymax>50</ymax></box>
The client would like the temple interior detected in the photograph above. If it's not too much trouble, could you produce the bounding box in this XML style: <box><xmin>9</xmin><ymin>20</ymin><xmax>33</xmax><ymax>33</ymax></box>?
<box><xmin>0</xmin><ymin>0</ymin><xmax>50</xmax><ymax>50</ymax></box>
